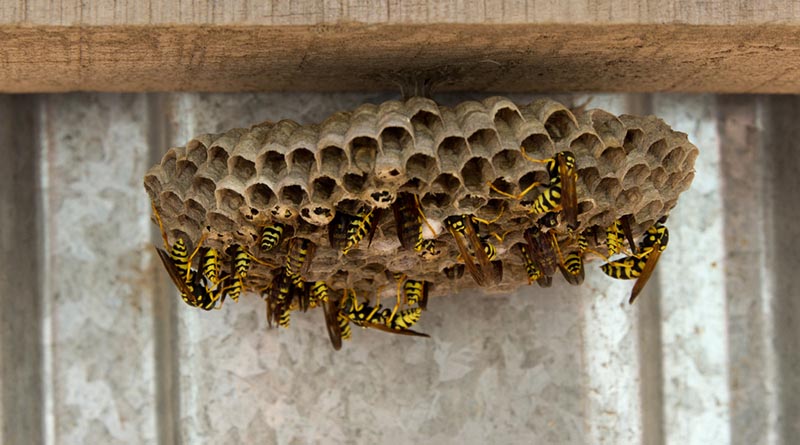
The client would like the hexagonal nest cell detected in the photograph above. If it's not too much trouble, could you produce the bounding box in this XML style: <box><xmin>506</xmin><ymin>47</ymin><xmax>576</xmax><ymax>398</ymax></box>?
<box><xmin>144</xmin><ymin>96</ymin><xmax>697</xmax><ymax>338</ymax></box>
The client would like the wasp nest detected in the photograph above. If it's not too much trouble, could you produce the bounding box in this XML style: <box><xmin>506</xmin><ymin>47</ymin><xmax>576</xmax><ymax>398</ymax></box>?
<box><xmin>144</xmin><ymin>96</ymin><xmax>697</xmax><ymax>298</ymax></box>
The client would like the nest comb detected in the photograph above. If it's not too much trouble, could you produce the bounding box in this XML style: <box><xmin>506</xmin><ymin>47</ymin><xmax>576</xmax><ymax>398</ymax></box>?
<box><xmin>143</xmin><ymin>96</ymin><xmax>697</xmax><ymax>298</ymax></box>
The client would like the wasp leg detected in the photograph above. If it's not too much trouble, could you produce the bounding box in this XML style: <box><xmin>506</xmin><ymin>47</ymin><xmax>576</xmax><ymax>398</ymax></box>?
<box><xmin>151</xmin><ymin>202</ymin><xmax>171</xmax><ymax>250</ymax></box>
<box><xmin>414</xmin><ymin>194</ymin><xmax>437</xmax><ymax>238</ymax></box>
<box><xmin>584</xmin><ymin>247</ymin><xmax>611</xmax><ymax>263</ymax></box>
<box><xmin>182</xmin><ymin>233</ymin><xmax>208</xmax><ymax>283</ymax></box>
<box><xmin>487</xmin><ymin>180</ymin><xmax>544</xmax><ymax>201</ymax></box>
<box><xmin>519</xmin><ymin>145</ymin><xmax>552</xmax><ymax>165</ymax></box>
<box><xmin>240</xmin><ymin>247</ymin><xmax>277</xmax><ymax>268</ymax></box>
<box><xmin>387</xmin><ymin>273</ymin><xmax>407</xmax><ymax>323</ymax></box>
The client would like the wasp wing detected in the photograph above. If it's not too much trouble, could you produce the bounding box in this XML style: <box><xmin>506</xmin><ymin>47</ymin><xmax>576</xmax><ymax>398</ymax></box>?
<box><xmin>322</xmin><ymin>297</ymin><xmax>343</xmax><ymax>351</ymax></box>
<box><xmin>558</xmin><ymin>152</ymin><xmax>579</xmax><ymax>230</ymax></box>
<box><xmin>155</xmin><ymin>247</ymin><xmax>198</xmax><ymax>306</ymax></box>
<box><xmin>357</xmin><ymin>321</ymin><xmax>431</xmax><ymax>338</ymax></box>
<box><xmin>392</xmin><ymin>194</ymin><xmax>419</xmax><ymax>251</ymax></box>
<box><xmin>629</xmin><ymin>244</ymin><xmax>663</xmax><ymax>304</ymax></box>
<box><xmin>448</xmin><ymin>221</ymin><xmax>486</xmax><ymax>287</ymax></box>
<box><xmin>524</xmin><ymin>228</ymin><xmax>557</xmax><ymax>277</ymax></box>
<box><xmin>463</xmin><ymin>217</ymin><xmax>499</xmax><ymax>286</ymax></box>
<box><xmin>620</xmin><ymin>214</ymin><xmax>637</xmax><ymax>254</ymax></box>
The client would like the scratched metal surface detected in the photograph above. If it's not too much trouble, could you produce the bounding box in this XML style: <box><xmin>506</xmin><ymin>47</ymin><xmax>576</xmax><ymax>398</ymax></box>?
<box><xmin>0</xmin><ymin>93</ymin><xmax>797</xmax><ymax>445</ymax></box>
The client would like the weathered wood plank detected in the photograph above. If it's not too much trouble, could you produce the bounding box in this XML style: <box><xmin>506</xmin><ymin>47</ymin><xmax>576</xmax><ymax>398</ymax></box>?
<box><xmin>3</xmin><ymin>1</ymin><xmax>800</xmax><ymax>25</ymax></box>
<box><xmin>1</xmin><ymin>24</ymin><xmax>800</xmax><ymax>93</ymax></box>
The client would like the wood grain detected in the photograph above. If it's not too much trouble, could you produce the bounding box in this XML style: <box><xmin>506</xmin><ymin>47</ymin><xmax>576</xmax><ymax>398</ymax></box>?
<box><xmin>3</xmin><ymin>0</ymin><xmax>800</xmax><ymax>26</ymax></box>
<box><xmin>1</xmin><ymin>23</ymin><xmax>800</xmax><ymax>93</ymax></box>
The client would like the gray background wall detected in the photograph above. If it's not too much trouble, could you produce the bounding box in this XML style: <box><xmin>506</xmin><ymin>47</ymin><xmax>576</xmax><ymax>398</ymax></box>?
<box><xmin>0</xmin><ymin>92</ymin><xmax>796</xmax><ymax>444</ymax></box>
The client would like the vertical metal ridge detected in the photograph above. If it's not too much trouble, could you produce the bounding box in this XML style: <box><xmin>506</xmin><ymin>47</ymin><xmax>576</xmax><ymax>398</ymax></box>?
<box><xmin>717</xmin><ymin>95</ymin><xmax>774</xmax><ymax>445</ymax></box>
<box><xmin>627</xmin><ymin>93</ymin><xmax>666</xmax><ymax>445</ymax></box>
<box><xmin>637</xmin><ymin>285</ymin><xmax>665</xmax><ymax>445</ymax></box>
<box><xmin>653</xmin><ymin>94</ymin><xmax>732</xmax><ymax>445</ymax></box>
<box><xmin>0</xmin><ymin>95</ymin><xmax>45</xmax><ymax>444</ymax></box>
<box><xmin>763</xmin><ymin>95</ymin><xmax>800</xmax><ymax>443</ymax></box>
<box><xmin>147</xmin><ymin>93</ymin><xmax>182</xmax><ymax>445</ymax></box>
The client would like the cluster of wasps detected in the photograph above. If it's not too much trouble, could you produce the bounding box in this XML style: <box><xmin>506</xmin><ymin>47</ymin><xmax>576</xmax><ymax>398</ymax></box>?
<box><xmin>152</xmin><ymin>197</ymin><xmax>432</xmax><ymax>350</ymax></box>
<box><xmin>484</xmin><ymin>149</ymin><xmax>669</xmax><ymax>304</ymax></box>
<box><xmin>151</xmin><ymin>146</ymin><xmax>670</xmax><ymax>350</ymax></box>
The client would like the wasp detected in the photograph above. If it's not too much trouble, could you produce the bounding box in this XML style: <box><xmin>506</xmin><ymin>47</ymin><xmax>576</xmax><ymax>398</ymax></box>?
<box><xmin>219</xmin><ymin>244</ymin><xmax>277</xmax><ymax>306</ymax></box>
<box><xmin>221</xmin><ymin>244</ymin><xmax>251</xmax><ymax>303</ymax></box>
<box><xmin>556</xmin><ymin>234</ymin><xmax>586</xmax><ymax>285</ymax></box>
<box><xmin>338</xmin><ymin>312</ymin><xmax>352</xmax><ymax>341</ymax></box>
<box><xmin>308</xmin><ymin>281</ymin><xmax>330</xmax><ymax>309</ymax></box>
<box><xmin>517</xmin><ymin>243</ymin><xmax>550</xmax><ymax>287</ymax></box>
<box><xmin>383</xmin><ymin>272</ymin><xmax>430</xmax><ymax>323</ymax></box>
<box><xmin>262</xmin><ymin>267</ymin><xmax>312</xmax><ymax>328</ymax></box>
<box><xmin>328</xmin><ymin>206</ymin><xmax>381</xmax><ymax>254</ymax></box>
<box><xmin>403</xmin><ymin>279</ymin><xmax>429</xmax><ymax>309</ymax></box>
<box><xmin>285</xmin><ymin>238</ymin><xmax>315</xmax><ymax>278</ymax></box>
<box><xmin>523</xmin><ymin>226</ymin><xmax>558</xmax><ymax>279</ymax></box>
<box><xmin>386</xmin><ymin>307</ymin><xmax>423</xmax><ymax>331</ymax></box>
<box><xmin>445</xmin><ymin>214</ymin><xmax>501</xmax><ymax>287</ymax></box>
<box><xmin>392</xmin><ymin>193</ymin><xmax>440</xmax><ymax>258</ymax></box>
<box><xmin>601</xmin><ymin>219</ymin><xmax>669</xmax><ymax>304</ymax></box>
<box><xmin>489</xmin><ymin>150</ymin><xmax>579</xmax><ymax>230</ymax></box>
<box><xmin>260</xmin><ymin>223</ymin><xmax>286</xmax><ymax>252</ymax></box>
<box><xmin>151</xmin><ymin>203</ymin><xmax>225</xmax><ymax>309</ymax></box>
<box><xmin>340</xmin><ymin>289</ymin><xmax>429</xmax><ymax>339</ymax></box>
<box><xmin>263</xmin><ymin>271</ymin><xmax>294</xmax><ymax>328</ymax></box>
<box><xmin>606</xmin><ymin>215</ymin><xmax>638</xmax><ymax>256</ymax></box>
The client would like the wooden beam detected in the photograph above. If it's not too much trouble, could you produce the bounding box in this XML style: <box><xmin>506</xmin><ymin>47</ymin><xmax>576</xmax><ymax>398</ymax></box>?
<box><xmin>2</xmin><ymin>24</ymin><xmax>799</xmax><ymax>94</ymax></box>
<box><xmin>2</xmin><ymin>0</ymin><xmax>800</xmax><ymax>93</ymax></box>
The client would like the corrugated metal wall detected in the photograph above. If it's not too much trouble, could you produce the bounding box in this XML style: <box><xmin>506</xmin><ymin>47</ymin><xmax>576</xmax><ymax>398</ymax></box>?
<box><xmin>1</xmin><ymin>93</ymin><xmax>797</xmax><ymax>445</ymax></box>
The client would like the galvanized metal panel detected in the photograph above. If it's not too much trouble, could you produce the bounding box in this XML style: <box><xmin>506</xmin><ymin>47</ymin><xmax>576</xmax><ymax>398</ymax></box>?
<box><xmin>37</xmin><ymin>94</ymin><xmax>159</xmax><ymax>443</ymax></box>
<box><xmin>0</xmin><ymin>92</ymin><xmax>796</xmax><ymax>445</ymax></box>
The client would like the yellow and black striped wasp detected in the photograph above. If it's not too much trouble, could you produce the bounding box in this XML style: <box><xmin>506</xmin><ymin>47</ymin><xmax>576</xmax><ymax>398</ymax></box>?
<box><xmin>151</xmin><ymin>203</ymin><xmax>224</xmax><ymax>310</ymax></box>
<box><xmin>556</xmin><ymin>234</ymin><xmax>587</xmax><ymax>285</ymax></box>
<box><xmin>392</xmin><ymin>192</ymin><xmax>440</xmax><ymax>258</ymax></box>
<box><xmin>328</xmin><ymin>205</ymin><xmax>380</xmax><ymax>254</ymax></box>
<box><xmin>601</xmin><ymin>217</ymin><xmax>669</xmax><ymax>304</ymax></box>
<box><xmin>383</xmin><ymin>271</ymin><xmax>431</xmax><ymax>323</ymax></box>
<box><xmin>263</xmin><ymin>267</ymin><xmax>310</xmax><ymax>328</ymax></box>
<box><xmin>516</xmin><ymin>242</ymin><xmax>551</xmax><ymax>288</ymax></box>
<box><xmin>340</xmin><ymin>289</ymin><xmax>429</xmax><ymax>339</ymax></box>
<box><xmin>402</xmin><ymin>279</ymin><xmax>429</xmax><ymax>310</ymax></box>
<box><xmin>308</xmin><ymin>280</ymin><xmax>330</xmax><ymax>309</ymax></box>
<box><xmin>606</xmin><ymin>215</ymin><xmax>638</xmax><ymax>256</ymax></box>
<box><xmin>260</xmin><ymin>223</ymin><xmax>286</xmax><ymax>252</ymax></box>
<box><xmin>445</xmin><ymin>214</ymin><xmax>502</xmax><ymax>287</ymax></box>
<box><xmin>489</xmin><ymin>150</ymin><xmax>579</xmax><ymax>230</ymax></box>
<box><xmin>523</xmin><ymin>226</ymin><xmax>559</xmax><ymax>285</ymax></box>
<box><xmin>220</xmin><ymin>244</ymin><xmax>277</xmax><ymax>305</ymax></box>
<box><xmin>330</xmin><ymin>206</ymin><xmax>381</xmax><ymax>255</ymax></box>
<box><xmin>285</xmin><ymin>237</ymin><xmax>316</xmax><ymax>278</ymax></box>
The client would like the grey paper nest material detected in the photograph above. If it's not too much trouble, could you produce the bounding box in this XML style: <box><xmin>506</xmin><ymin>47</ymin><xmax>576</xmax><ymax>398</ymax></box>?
<box><xmin>144</xmin><ymin>96</ymin><xmax>697</xmax><ymax>297</ymax></box>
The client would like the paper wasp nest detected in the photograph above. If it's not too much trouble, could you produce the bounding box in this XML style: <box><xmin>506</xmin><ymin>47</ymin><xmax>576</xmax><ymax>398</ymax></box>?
<box><xmin>144</xmin><ymin>97</ymin><xmax>697</xmax><ymax>297</ymax></box>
